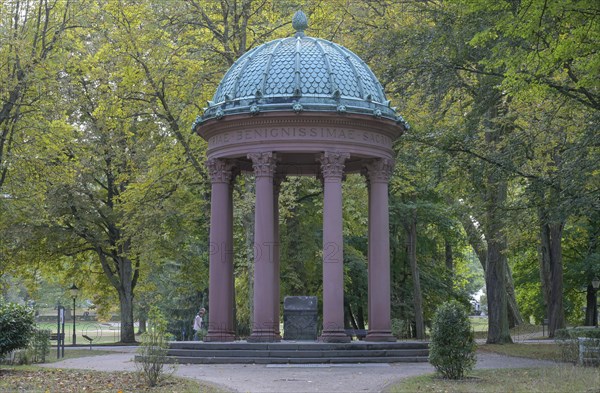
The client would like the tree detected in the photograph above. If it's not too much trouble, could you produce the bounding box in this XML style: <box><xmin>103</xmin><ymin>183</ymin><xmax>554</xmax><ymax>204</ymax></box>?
<box><xmin>0</xmin><ymin>0</ymin><xmax>81</xmax><ymax>191</ymax></box>
<box><xmin>19</xmin><ymin>0</ymin><xmax>193</xmax><ymax>341</ymax></box>
<box><xmin>360</xmin><ymin>0</ymin><xmax>597</xmax><ymax>341</ymax></box>
<box><xmin>1</xmin><ymin>0</ymin><xmax>595</xmax><ymax>344</ymax></box>
<box><xmin>372</xmin><ymin>0</ymin><xmax>518</xmax><ymax>343</ymax></box>
<box><xmin>468</xmin><ymin>0</ymin><xmax>599</xmax><ymax>335</ymax></box>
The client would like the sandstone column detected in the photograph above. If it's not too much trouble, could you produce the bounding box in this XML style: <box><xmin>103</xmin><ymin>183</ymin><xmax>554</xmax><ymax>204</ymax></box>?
<box><xmin>319</xmin><ymin>151</ymin><xmax>351</xmax><ymax>343</ymax></box>
<box><xmin>365</xmin><ymin>158</ymin><xmax>396</xmax><ymax>342</ymax></box>
<box><xmin>248</xmin><ymin>152</ymin><xmax>281</xmax><ymax>342</ymax></box>
<box><xmin>205</xmin><ymin>158</ymin><xmax>235</xmax><ymax>342</ymax></box>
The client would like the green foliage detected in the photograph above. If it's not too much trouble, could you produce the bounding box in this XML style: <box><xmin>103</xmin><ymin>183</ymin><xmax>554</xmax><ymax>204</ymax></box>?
<box><xmin>5</xmin><ymin>329</ymin><xmax>51</xmax><ymax>365</ymax></box>
<box><xmin>344</xmin><ymin>245</ymin><xmax>368</xmax><ymax>328</ymax></box>
<box><xmin>135</xmin><ymin>307</ymin><xmax>174</xmax><ymax>387</ymax></box>
<box><xmin>29</xmin><ymin>329</ymin><xmax>51</xmax><ymax>363</ymax></box>
<box><xmin>391</xmin><ymin>319</ymin><xmax>411</xmax><ymax>339</ymax></box>
<box><xmin>0</xmin><ymin>0</ymin><xmax>597</xmax><ymax>349</ymax></box>
<box><xmin>0</xmin><ymin>302</ymin><xmax>35</xmax><ymax>358</ymax></box>
<box><xmin>429</xmin><ymin>301</ymin><xmax>477</xmax><ymax>379</ymax></box>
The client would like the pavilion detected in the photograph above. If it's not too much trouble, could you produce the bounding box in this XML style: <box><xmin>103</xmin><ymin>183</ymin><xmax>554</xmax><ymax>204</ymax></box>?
<box><xmin>193</xmin><ymin>11</ymin><xmax>407</xmax><ymax>343</ymax></box>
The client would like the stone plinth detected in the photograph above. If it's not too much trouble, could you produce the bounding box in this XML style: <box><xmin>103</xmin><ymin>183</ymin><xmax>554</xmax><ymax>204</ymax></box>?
<box><xmin>283</xmin><ymin>296</ymin><xmax>318</xmax><ymax>341</ymax></box>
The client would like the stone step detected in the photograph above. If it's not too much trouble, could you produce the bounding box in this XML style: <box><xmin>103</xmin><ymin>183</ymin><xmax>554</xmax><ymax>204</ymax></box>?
<box><xmin>167</xmin><ymin>348</ymin><xmax>429</xmax><ymax>358</ymax></box>
<box><xmin>162</xmin><ymin>340</ymin><xmax>429</xmax><ymax>364</ymax></box>
<box><xmin>168</xmin><ymin>349</ymin><xmax>429</xmax><ymax>358</ymax></box>
<box><xmin>169</xmin><ymin>341</ymin><xmax>429</xmax><ymax>351</ymax></box>
<box><xmin>165</xmin><ymin>356</ymin><xmax>430</xmax><ymax>365</ymax></box>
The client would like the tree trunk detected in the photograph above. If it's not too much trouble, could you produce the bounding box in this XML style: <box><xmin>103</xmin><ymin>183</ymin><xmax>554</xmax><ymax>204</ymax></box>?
<box><xmin>584</xmin><ymin>214</ymin><xmax>599</xmax><ymax>327</ymax></box>
<box><xmin>96</xmin><ymin>250</ymin><xmax>138</xmax><ymax>343</ymax></box>
<box><xmin>345</xmin><ymin>302</ymin><xmax>359</xmax><ymax>330</ymax></box>
<box><xmin>538</xmin><ymin>213</ymin><xmax>552</xmax><ymax>319</ymax></box>
<box><xmin>584</xmin><ymin>284</ymin><xmax>598</xmax><ymax>327</ymax></box>
<box><xmin>459</xmin><ymin>213</ymin><xmax>487</xmax><ymax>266</ymax></box>
<box><xmin>405</xmin><ymin>207</ymin><xmax>424</xmax><ymax>339</ymax></box>
<box><xmin>357</xmin><ymin>304</ymin><xmax>366</xmax><ymax>330</ymax></box>
<box><xmin>548</xmin><ymin>222</ymin><xmax>565</xmax><ymax>336</ymax></box>
<box><xmin>118</xmin><ymin>256</ymin><xmax>136</xmax><ymax>343</ymax></box>
<box><xmin>444</xmin><ymin>240</ymin><xmax>454</xmax><ymax>295</ymax></box>
<box><xmin>137</xmin><ymin>316</ymin><xmax>147</xmax><ymax>335</ymax></box>
<box><xmin>547</xmin><ymin>222</ymin><xmax>565</xmax><ymax>337</ymax></box>
<box><xmin>459</xmin><ymin>210</ymin><xmax>522</xmax><ymax>327</ymax></box>
<box><xmin>444</xmin><ymin>240</ymin><xmax>454</xmax><ymax>272</ymax></box>
<box><xmin>485</xmin><ymin>239</ymin><xmax>512</xmax><ymax>342</ymax></box>
<box><xmin>505</xmin><ymin>263</ymin><xmax>523</xmax><ymax>327</ymax></box>
<box><xmin>538</xmin><ymin>203</ymin><xmax>566</xmax><ymax>337</ymax></box>
<box><xmin>484</xmin><ymin>172</ymin><xmax>512</xmax><ymax>344</ymax></box>
<box><xmin>118</xmin><ymin>290</ymin><xmax>135</xmax><ymax>343</ymax></box>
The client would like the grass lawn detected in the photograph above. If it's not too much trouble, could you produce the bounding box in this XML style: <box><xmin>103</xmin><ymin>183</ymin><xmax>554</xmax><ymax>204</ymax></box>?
<box><xmin>387</xmin><ymin>343</ymin><xmax>600</xmax><ymax>393</ymax></box>
<box><xmin>386</xmin><ymin>367</ymin><xmax>600</xmax><ymax>393</ymax></box>
<box><xmin>43</xmin><ymin>349</ymin><xmax>119</xmax><ymax>363</ymax></box>
<box><xmin>478</xmin><ymin>343</ymin><xmax>562</xmax><ymax>361</ymax></box>
<box><xmin>469</xmin><ymin>316</ymin><xmax>488</xmax><ymax>332</ymax></box>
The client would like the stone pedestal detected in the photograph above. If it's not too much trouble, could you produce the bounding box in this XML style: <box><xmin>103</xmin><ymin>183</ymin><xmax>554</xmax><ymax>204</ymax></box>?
<box><xmin>283</xmin><ymin>296</ymin><xmax>318</xmax><ymax>341</ymax></box>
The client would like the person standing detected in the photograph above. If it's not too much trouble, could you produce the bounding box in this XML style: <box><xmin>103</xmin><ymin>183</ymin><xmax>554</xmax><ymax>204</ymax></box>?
<box><xmin>193</xmin><ymin>308</ymin><xmax>205</xmax><ymax>341</ymax></box>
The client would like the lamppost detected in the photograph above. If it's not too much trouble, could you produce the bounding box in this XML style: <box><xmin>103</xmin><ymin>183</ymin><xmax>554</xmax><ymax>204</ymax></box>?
<box><xmin>593</xmin><ymin>277</ymin><xmax>600</xmax><ymax>328</ymax></box>
<box><xmin>69</xmin><ymin>284</ymin><xmax>79</xmax><ymax>345</ymax></box>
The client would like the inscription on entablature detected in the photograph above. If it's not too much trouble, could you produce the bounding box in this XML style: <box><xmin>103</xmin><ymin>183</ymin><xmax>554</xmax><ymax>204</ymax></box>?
<box><xmin>208</xmin><ymin>127</ymin><xmax>392</xmax><ymax>148</ymax></box>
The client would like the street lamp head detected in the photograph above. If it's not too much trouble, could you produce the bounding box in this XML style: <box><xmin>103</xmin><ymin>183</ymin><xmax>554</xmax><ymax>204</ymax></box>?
<box><xmin>592</xmin><ymin>277</ymin><xmax>600</xmax><ymax>290</ymax></box>
<box><xmin>69</xmin><ymin>283</ymin><xmax>79</xmax><ymax>299</ymax></box>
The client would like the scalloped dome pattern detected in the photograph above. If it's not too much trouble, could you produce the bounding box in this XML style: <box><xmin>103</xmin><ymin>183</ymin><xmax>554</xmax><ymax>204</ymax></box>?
<box><xmin>199</xmin><ymin>31</ymin><xmax>400</xmax><ymax>123</ymax></box>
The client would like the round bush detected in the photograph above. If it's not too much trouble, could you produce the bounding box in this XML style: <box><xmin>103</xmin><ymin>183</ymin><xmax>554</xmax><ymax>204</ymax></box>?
<box><xmin>0</xmin><ymin>302</ymin><xmax>35</xmax><ymax>358</ymax></box>
<box><xmin>429</xmin><ymin>300</ymin><xmax>476</xmax><ymax>379</ymax></box>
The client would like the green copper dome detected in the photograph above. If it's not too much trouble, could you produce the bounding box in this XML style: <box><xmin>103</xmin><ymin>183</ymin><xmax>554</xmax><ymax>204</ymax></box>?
<box><xmin>195</xmin><ymin>11</ymin><xmax>407</xmax><ymax>128</ymax></box>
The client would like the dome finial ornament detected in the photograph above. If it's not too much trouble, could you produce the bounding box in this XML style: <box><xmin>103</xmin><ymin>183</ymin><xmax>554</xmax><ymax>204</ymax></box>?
<box><xmin>292</xmin><ymin>10</ymin><xmax>308</xmax><ymax>37</ymax></box>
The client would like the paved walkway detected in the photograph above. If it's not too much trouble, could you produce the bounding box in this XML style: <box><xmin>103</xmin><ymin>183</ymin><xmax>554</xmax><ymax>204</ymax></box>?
<box><xmin>40</xmin><ymin>347</ymin><xmax>562</xmax><ymax>393</ymax></box>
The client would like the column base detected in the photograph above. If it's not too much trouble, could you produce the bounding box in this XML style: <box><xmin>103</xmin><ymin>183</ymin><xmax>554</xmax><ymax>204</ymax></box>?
<box><xmin>365</xmin><ymin>330</ymin><xmax>396</xmax><ymax>342</ymax></box>
<box><xmin>247</xmin><ymin>329</ymin><xmax>281</xmax><ymax>342</ymax></box>
<box><xmin>319</xmin><ymin>330</ymin><xmax>351</xmax><ymax>343</ymax></box>
<box><xmin>204</xmin><ymin>330</ymin><xmax>236</xmax><ymax>342</ymax></box>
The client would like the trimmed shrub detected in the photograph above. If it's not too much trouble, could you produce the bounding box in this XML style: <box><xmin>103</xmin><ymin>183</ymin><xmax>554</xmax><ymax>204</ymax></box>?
<box><xmin>0</xmin><ymin>302</ymin><xmax>35</xmax><ymax>358</ymax></box>
<box><xmin>429</xmin><ymin>300</ymin><xmax>477</xmax><ymax>379</ymax></box>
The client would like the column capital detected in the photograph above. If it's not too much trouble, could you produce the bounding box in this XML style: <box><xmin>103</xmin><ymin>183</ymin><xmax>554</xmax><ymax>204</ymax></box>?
<box><xmin>319</xmin><ymin>151</ymin><xmax>350</xmax><ymax>180</ymax></box>
<box><xmin>206</xmin><ymin>158</ymin><xmax>235</xmax><ymax>183</ymax></box>
<box><xmin>248</xmin><ymin>152</ymin><xmax>276</xmax><ymax>177</ymax></box>
<box><xmin>366</xmin><ymin>158</ymin><xmax>395</xmax><ymax>183</ymax></box>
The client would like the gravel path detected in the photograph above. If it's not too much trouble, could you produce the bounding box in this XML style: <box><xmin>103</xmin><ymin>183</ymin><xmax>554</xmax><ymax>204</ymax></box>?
<box><xmin>40</xmin><ymin>348</ymin><xmax>562</xmax><ymax>393</ymax></box>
